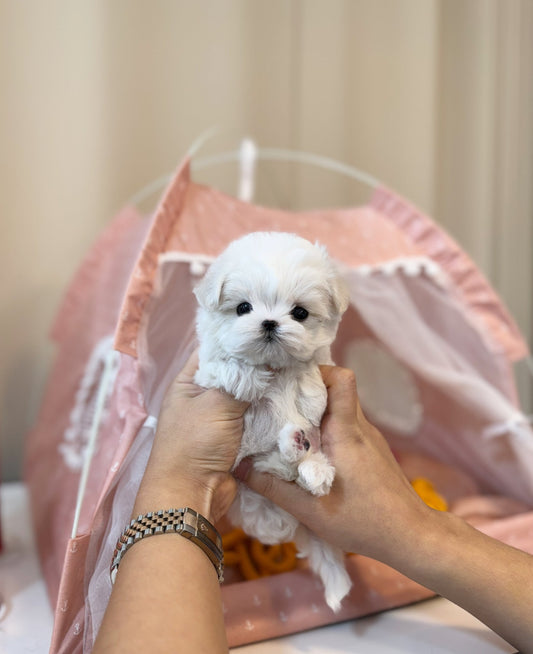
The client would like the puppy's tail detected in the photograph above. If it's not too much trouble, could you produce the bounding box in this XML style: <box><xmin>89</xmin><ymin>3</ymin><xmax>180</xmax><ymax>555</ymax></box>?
<box><xmin>295</xmin><ymin>527</ymin><xmax>352</xmax><ymax>612</ymax></box>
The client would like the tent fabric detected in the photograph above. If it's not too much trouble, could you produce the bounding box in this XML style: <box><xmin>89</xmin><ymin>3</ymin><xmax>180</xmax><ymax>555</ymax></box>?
<box><xmin>24</xmin><ymin>158</ymin><xmax>533</xmax><ymax>653</ymax></box>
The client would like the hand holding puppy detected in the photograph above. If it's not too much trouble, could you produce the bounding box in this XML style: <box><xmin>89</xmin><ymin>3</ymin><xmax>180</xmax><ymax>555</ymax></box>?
<box><xmin>240</xmin><ymin>364</ymin><xmax>431</xmax><ymax>559</ymax></box>
<box><xmin>134</xmin><ymin>349</ymin><xmax>249</xmax><ymax>523</ymax></box>
<box><xmin>239</xmin><ymin>364</ymin><xmax>533</xmax><ymax>653</ymax></box>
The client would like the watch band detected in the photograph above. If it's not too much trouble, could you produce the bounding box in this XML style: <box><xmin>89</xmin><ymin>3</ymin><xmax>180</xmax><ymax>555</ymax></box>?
<box><xmin>110</xmin><ymin>507</ymin><xmax>224</xmax><ymax>584</ymax></box>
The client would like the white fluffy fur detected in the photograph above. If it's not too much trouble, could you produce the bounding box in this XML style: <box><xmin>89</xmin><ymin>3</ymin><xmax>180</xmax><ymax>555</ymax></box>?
<box><xmin>194</xmin><ymin>231</ymin><xmax>352</xmax><ymax>611</ymax></box>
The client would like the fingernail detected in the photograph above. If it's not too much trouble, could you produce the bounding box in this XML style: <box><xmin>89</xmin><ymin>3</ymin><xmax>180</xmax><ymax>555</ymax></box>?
<box><xmin>233</xmin><ymin>457</ymin><xmax>252</xmax><ymax>481</ymax></box>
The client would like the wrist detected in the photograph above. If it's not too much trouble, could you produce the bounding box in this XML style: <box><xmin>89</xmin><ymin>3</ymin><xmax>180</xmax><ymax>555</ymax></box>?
<box><xmin>365</xmin><ymin>497</ymin><xmax>440</xmax><ymax>569</ymax></box>
<box><xmin>378</xmin><ymin>504</ymin><xmax>457</xmax><ymax>580</ymax></box>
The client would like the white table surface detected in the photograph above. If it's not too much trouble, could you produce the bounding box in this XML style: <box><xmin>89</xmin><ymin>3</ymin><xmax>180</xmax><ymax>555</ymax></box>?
<box><xmin>0</xmin><ymin>483</ymin><xmax>517</xmax><ymax>653</ymax></box>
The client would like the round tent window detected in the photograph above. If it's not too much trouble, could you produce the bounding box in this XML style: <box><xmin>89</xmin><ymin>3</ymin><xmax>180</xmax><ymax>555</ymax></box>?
<box><xmin>343</xmin><ymin>339</ymin><xmax>422</xmax><ymax>437</ymax></box>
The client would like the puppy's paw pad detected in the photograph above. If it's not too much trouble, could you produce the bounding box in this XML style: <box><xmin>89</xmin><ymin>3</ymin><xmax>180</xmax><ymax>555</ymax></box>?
<box><xmin>279</xmin><ymin>424</ymin><xmax>310</xmax><ymax>463</ymax></box>
<box><xmin>294</xmin><ymin>430</ymin><xmax>311</xmax><ymax>452</ymax></box>
<box><xmin>297</xmin><ymin>459</ymin><xmax>335</xmax><ymax>496</ymax></box>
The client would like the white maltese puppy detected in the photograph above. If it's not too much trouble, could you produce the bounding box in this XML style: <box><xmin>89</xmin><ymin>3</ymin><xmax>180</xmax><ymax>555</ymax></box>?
<box><xmin>194</xmin><ymin>231</ymin><xmax>351</xmax><ymax>611</ymax></box>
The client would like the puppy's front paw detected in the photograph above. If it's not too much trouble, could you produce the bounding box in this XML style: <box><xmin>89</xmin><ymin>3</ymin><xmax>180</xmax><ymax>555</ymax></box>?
<box><xmin>194</xmin><ymin>364</ymin><xmax>216</xmax><ymax>389</ymax></box>
<box><xmin>297</xmin><ymin>453</ymin><xmax>335</xmax><ymax>496</ymax></box>
<box><xmin>250</xmin><ymin>367</ymin><xmax>274</xmax><ymax>397</ymax></box>
<box><xmin>279</xmin><ymin>423</ymin><xmax>311</xmax><ymax>464</ymax></box>
<box><xmin>220</xmin><ymin>363</ymin><xmax>273</xmax><ymax>401</ymax></box>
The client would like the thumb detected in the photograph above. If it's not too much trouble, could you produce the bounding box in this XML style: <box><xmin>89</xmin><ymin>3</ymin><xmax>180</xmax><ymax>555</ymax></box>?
<box><xmin>219</xmin><ymin>389</ymin><xmax>250</xmax><ymax>416</ymax></box>
<box><xmin>208</xmin><ymin>388</ymin><xmax>250</xmax><ymax>419</ymax></box>
<box><xmin>177</xmin><ymin>348</ymin><xmax>200</xmax><ymax>383</ymax></box>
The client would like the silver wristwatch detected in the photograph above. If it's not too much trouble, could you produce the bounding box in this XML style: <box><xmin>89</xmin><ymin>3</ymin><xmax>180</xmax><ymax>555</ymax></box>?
<box><xmin>110</xmin><ymin>507</ymin><xmax>224</xmax><ymax>583</ymax></box>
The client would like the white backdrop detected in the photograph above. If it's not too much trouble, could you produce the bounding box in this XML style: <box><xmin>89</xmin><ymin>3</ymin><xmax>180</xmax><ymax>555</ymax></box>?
<box><xmin>1</xmin><ymin>0</ymin><xmax>531</xmax><ymax>480</ymax></box>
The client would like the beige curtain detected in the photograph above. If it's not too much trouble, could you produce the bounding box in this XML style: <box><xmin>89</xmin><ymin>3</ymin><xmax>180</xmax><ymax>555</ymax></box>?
<box><xmin>1</xmin><ymin>0</ymin><xmax>531</xmax><ymax>480</ymax></box>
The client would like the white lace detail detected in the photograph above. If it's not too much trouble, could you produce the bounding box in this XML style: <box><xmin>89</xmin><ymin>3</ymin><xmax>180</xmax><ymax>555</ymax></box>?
<box><xmin>355</xmin><ymin>256</ymin><xmax>447</xmax><ymax>286</ymax></box>
<box><xmin>59</xmin><ymin>335</ymin><xmax>120</xmax><ymax>471</ymax></box>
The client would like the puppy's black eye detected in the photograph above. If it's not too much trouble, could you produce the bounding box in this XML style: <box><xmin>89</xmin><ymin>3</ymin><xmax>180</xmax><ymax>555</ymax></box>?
<box><xmin>236</xmin><ymin>302</ymin><xmax>253</xmax><ymax>316</ymax></box>
<box><xmin>291</xmin><ymin>306</ymin><xmax>309</xmax><ymax>322</ymax></box>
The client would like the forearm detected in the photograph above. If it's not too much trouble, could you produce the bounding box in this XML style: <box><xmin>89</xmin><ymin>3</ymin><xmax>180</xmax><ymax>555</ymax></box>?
<box><xmin>93</xmin><ymin>479</ymin><xmax>228</xmax><ymax>654</ymax></box>
<box><xmin>386</xmin><ymin>509</ymin><xmax>533</xmax><ymax>654</ymax></box>
<box><xmin>244</xmin><ymin>455</ymin><xmax>533</xmax><ymax>651</ymax></box>
<box><xmin>94</xmin><ymin>532</ymin><xmax>227</xmax><ymax>653</ymax></box>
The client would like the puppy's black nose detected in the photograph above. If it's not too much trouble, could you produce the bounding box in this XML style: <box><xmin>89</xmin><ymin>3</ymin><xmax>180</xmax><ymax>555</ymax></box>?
<box><xmin>262</xmin><ymin>320</ymin><xmax>278</xmax><ymax>332</ymax></box>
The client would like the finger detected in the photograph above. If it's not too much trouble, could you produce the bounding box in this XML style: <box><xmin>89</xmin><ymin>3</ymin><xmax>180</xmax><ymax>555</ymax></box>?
<box><xmin>215</xmin><ymin>388</ymin><xmax>250</xmax><ymax>414</ymax></box>
<box><xmin>318</xmin><ymin>364</ymin><xmax>336</xmax><ymax>385</ymax></box>
<box><xmin>205</xmin><ymin>391</ymin><xmax>250</xmax><ymax>422</ymax></box>
<box><xmin>177</xmin><ymin>348</ymin><xmax>200</xmax><ymax>383</ymax></box>
<box><xmin>319</xmin><ymin>364</ymin><xmax>357</xmax><ymax>391</ymax></box>
<box><xmin>319</xmin><ymin>365</ymin><xmax>358</xmax><ymax>417</ymax></box>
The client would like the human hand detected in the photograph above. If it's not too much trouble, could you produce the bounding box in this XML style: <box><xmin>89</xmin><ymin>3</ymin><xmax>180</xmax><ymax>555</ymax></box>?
<box><xmin>134</xmin><ymin>350</ymin><xmax>249</xmax><ymax>522</ymax></box>
<box><xmin>239</xmin><ymin>366</ymin><xmax>432</xmax><ymax>563</ymax></box>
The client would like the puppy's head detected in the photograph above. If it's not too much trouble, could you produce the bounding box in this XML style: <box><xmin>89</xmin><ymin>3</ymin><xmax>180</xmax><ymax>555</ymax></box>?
<box><xmin>194</xmin><ymin>232</ymin><xmax>349</xmax><ymax>368</ymax></box>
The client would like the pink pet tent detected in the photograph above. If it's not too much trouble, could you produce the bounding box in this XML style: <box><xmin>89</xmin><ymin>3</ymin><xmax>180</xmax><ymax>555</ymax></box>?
<box><xmin>24</xmin><ymin>150</ymin><xmax>533</xmax><ymax>653</ymax></box>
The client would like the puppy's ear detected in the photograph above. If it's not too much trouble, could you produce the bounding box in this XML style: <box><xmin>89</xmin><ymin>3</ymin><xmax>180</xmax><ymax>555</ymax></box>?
<box><xmin>329</xmin><ymin>272</ymin><xmax>350</xmax><ymax>316</ymax></box>
<box><xmin>193</xmin><ymin>263</ymin><xmax>226</xmax><ymax>310</ymax></box>
<box><xmin>315</xmin><ymin>242</ymin><xmax>350</xmax><ymax>317</ymax></box>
